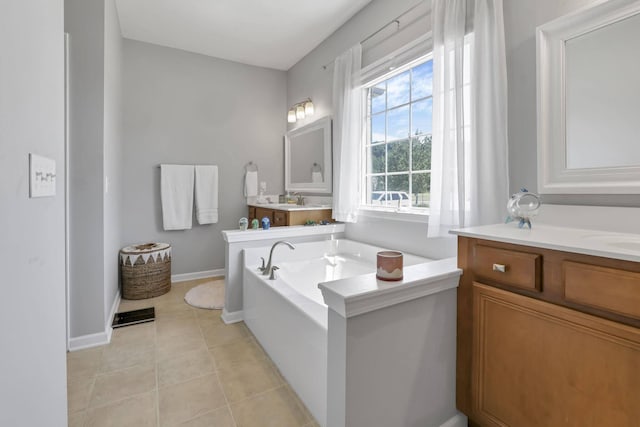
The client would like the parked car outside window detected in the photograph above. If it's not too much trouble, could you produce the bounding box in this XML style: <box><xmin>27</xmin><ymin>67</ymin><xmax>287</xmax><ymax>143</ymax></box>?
<box><xmin>370</xmin><ymin>191</ymin><xmax>411</xmax><ymax>207</ymax></box>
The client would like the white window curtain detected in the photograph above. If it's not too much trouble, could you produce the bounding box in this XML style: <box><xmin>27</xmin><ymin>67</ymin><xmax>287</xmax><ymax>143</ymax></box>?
<box><xmin>332</xmin><ymin>44</ymin><xmax>363</xmax><ymax>223</ymax></box>
<box><xmin>428</xmin><ymin>0</ymin><xmax>509</xmax><ymax>236</ymax></box>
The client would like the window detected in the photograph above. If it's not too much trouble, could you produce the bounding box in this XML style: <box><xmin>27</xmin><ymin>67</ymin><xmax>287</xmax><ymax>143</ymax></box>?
<box><xmin>363</xmin><ymin>56</ymin><xmax>433</xmax><ymax>212</ymax></box>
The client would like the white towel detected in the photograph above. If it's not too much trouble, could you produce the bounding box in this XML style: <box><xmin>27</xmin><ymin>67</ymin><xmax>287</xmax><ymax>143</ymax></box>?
<box><xmin>244</xmin><ymin>170</ymin><xmax>258</xmax><ymax>197</ymax></box>
<box><xmin>195</xmin><ymin>165</ymin><xmax>219</xmax><ymax>224</ymax></box>
<box><xmin>311</xmin><ymin>171</ymin><xmax>323</xmax><ymax>183</ymax></box>
<box><xmin>161</xmin><ymin>164</ymin><xmax>195</xmax><ymax>230</ymax></box>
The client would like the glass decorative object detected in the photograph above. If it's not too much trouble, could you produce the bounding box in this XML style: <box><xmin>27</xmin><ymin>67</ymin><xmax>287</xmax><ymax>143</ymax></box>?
<box><xmin>506</xmin><ymin>188</ymin><xmax>541</xmax><ymax>229</ymax></box>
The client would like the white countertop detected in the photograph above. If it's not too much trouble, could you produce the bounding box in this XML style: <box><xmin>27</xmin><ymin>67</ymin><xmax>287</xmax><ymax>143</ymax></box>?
<box><xmin>319</xmin><ymin>258</ymin><xmax>461</xmax><ymax>318</ymax></box>
<box><xmin>451</xmin><ymin>223</ymin><xmax>640</xmax><ymax>263</ymax></box>
<box><xmin>248</xmin><ymin>203</ymin><xmax>332</xmax><ymax>212</ymax></box>
<box><xmin>223</xmin><ymin>223</ymin><xmax>345</xmax><ymax>243</ymax></box>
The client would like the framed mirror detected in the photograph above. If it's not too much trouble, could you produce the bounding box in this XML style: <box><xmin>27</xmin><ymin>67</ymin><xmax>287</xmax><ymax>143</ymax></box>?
<box><xmin>285</xmin><ymin>116</ymin><xmax>332</xmax><ymax>193</ymax></box>
<box><xmin>537</xmin><ymin>0</ymin><xmax>640</xmax><ymax>194</ymax></box>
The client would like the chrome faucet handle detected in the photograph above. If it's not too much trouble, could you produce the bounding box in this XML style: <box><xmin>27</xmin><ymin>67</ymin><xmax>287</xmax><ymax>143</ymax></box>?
<box><xmin>258</xmin><ymin>257</ymin><xmax>266</xmax><ymax>272</ymax></box>
<box><xmin>269</xmin><ymin>266</ymin><xmax>280</xmax><ymax>280</ymax></box>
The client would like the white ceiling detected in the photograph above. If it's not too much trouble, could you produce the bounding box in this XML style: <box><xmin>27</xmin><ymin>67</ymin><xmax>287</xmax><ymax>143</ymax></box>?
<box><xmin>115</xmin><ymin>0</ymin><xmax>372</xmax><ymax>71</ymax></box>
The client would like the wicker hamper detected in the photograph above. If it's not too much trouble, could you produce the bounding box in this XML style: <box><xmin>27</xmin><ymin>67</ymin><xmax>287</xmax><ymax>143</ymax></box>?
<box><xmin>120</xmin><ymin>243</ymin><xmax>171</xmax><ymax>300</ymax></box>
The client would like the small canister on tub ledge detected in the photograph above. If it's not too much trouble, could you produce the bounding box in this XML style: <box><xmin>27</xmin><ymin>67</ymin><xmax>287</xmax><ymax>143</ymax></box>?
<box><xmin>376</xmin><ymin>251</ymin><xmax>403</xmax><ymax>281</ymax></box>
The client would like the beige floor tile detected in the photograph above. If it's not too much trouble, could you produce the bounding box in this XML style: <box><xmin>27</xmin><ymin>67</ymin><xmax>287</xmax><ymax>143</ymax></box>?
<box><xmin>230</xmin><ymin>386</ymin><xmax>309</xmax><ymax>427</ymax></box>
<box><xmin>158</xmin><ymin>348</ymin><xmax>215</xmax><ymax>387</ymax></box>
<box><xmin>217</xmin><ymin>357</ymin><xmax>283</xmax><ymax>403</ymax></box>
<box><xmin>158</xmin><ymin>373</ymin><xmax>227</xmax><ymax>427</ymax></box>
<box><xmin>110</xmin><ymin>322</ymin><xmax>155</xmax><ymax>347</ymax></box>
<box><xmin>118</xmin><ymin>298</ymin><xmax>156</xmax><ymax>312</ymax></box>
<box><xmin>99</xmin><ymin>341</ymin><xmax>156</xmax><ymax>374</ymax></box>
<box><xmin>90</xmin><ymin>363</ymin><xmax>156</xmax><ymax>408</ymax></box>
<box><xmin>209</xmin><ymin>337</ymin><xmax>266</xmax><ymax>370</ymax></box>
<box><xmin>68</xmin><ymin>376</ymin><xmax>95</xmax><ymax>414</ymax></box>
<box><xmin>68</xmin><ymin>410</ymin><xmax>86</xmax><ymax>427</ymax></box>
<box><xmin>68</xmin><ymin>277</ymin><xmax>318</xmax><ymax>427</ymax></box>
<box><xmin>200</xmin><ymin>319</ymin><xmax>248</xmax><ymax>348</ymax></box>
<box><xmin>156</xmin><ymin>317</ymin><xmax>202</xmax><ymax>340</ymax></box>
<box><xmin>67</xmin><ymin>347</ymin><xmax>104</xmax><ymax>380</ymax></box>
<box><xmin>157</xmin><ymin>332</ymin><xmax>208</xmax><ymax>361</ymax></box>
<box><xmin>193</xmin><ymin>307</ymin><xmax>224</xmax><ymax>321</ymax></box>
<box><xmin>154</xmin><ymin>302</ymin><xmax>195</xmax><ymax>320</ymax></box>
<box><xmin>284</xmin><ymin>385</ymin><xmax>315</xmax><ymax>424</ymax></box>
<box><xmin>177</xmin><ymin>406</ymin><xmax>235</xmax><ymax>427</ymax></box>
<box><xmin>85</xmin><ymin>391</ymin><xmax>157</xmax><ymax>427</ymax></box>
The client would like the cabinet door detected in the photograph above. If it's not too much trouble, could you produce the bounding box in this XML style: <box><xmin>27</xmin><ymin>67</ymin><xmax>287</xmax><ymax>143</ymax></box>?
<box><xmin>255</xmin><ymin>207</ymin><xmax>273</xmax><ymax>226</ymax></box>
<box><xmin>272</xmin><ymin>210</ymin><xmax>288</xmax><ymax>227</ymax></box>
<box><xmin>248</xmin><ymin>206</ymin><xmax>256</xmax><ymax>222</ymax></box>
<box><xmin>472</xmin><ymin>282</ymin><xmax>640</xmax><ymax>427</ymax></box>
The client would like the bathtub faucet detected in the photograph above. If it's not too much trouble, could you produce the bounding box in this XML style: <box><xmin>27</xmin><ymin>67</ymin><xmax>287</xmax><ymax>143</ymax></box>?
<box><xmin>262</xmin><ymin>240</ymin><xmax>296</xmax><ymax>276</ymax></box>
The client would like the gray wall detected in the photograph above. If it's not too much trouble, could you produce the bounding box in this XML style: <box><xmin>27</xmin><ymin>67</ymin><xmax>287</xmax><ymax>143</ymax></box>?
<box><xmin>66</xmin><ymin>0</ymin><xmax>107</xmax><ymax>337</ymax></box>
<box><xmin>122</xmin><ymin>40</ymin><xmax>287</xmax><ymax>274</ymax></box>
<box><xmin>287</xmin><ymin>0</ymin><xmax>425</xmax><ymax>131</ymax></box>
<box><xmin>285</xmin><ymin>0</ymin><xmax>457</xmax><ymax>259</ymax></box>
<box><xmin>66</xmin><ymin>0</ymin><xmax>123</xmax><ymax>339</ymax></box>
<box><xmin>503</xmin><ymin>0</ymin><xmax>639</xmax><ymax>206</ymax></box>
<box><xmin>0</xmin><ymin>0</ymin><xmax>68</xmax><ymax>425</ymax></box>
<box><xmin>103</xmin><ymin>0</ymin><xmax>124</xmax><ymax>325</ymax></box>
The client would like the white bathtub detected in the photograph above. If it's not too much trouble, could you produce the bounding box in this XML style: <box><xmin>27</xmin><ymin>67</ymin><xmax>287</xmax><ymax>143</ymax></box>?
<box><xmin>242</xmin><ymin>239</ymin><xmax>432</xmax><ymax>426</ymax></box>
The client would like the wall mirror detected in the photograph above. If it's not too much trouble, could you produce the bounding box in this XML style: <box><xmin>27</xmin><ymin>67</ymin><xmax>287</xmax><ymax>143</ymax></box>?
<box><xmin>285</xmin><ymin>116</ymin><xmax>332</xmax><ymax>193</ymax></box>
<box><xmin>537</xmin><ymin>0</ymin><xmax>640</xmax><ymax>194</ymax></box>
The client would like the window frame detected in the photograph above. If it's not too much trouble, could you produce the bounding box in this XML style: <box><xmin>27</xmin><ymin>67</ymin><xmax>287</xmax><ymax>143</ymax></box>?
<box><xmin>360</xmin><ymin>53</ymin><xmax>434</xmax><ymax>219</ymax></box>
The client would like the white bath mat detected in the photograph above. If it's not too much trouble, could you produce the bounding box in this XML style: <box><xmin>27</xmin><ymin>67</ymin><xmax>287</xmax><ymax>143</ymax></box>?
<box><xmin>184</xmin><ymin>280</ymin><xmax>225</xmax><ymax>310</ymax></box>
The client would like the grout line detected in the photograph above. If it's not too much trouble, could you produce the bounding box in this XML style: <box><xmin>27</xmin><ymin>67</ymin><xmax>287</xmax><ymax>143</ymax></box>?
<box><xmin>214</xmin><ymin>369</ymin><xmax>239</xmax><ymax>427</ymax></box>
<box><xmin>84</xmin><ymin>388</ymin><xmax>158</xmax><ymax>412</ymax></box>
<box><xmin>154</xmin><ymin>318</ymin><xmax>160</xmax><ymax>427</ymax></box>
<box><xmin>197</xmin><ymin>314</ymin><xmax>238</xmax><ymax>427</ymax></box>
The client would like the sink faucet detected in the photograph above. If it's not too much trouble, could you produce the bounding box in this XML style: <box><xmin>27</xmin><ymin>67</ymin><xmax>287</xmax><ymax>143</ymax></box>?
<box><xmin>262</xmin><ymin>240</ymin><xmax>296</xmax><ymax>275</ymax></box>
<box><xmin>293</xmin><ymin>192</ymin><xmax>305</xmax><ymax>206</ymax></box>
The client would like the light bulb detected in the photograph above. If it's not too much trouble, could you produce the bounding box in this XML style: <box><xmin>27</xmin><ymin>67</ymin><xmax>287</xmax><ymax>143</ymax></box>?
<box><xmin>304</xmin><ymin>100</ymin><xmax>314</xmax><ymax>116</ymax></box>
<box><xmin>287</xmin><ymin>109</ymin><xmax>297</xmax><ymax>123</ymax></box>
<box><xmin>296</xmin><ymin>104</ymin><xmax>305</xmax><ymax>120</ymax></box>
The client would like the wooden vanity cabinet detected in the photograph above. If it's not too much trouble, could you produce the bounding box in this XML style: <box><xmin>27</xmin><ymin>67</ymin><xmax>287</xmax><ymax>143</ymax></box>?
<box><xmin>247</xmin><ymin>205</ymin><xmax>332</xmax><ymax>227</ymax></box>
<box><xmin>457</xmin><ymin>237</ymin><xmax>640</xmax><ymax>427</ymax></box>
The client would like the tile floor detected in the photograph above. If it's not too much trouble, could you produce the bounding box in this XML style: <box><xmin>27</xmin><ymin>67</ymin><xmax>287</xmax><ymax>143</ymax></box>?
<box><xmin>67</xmin><ymin>278</ymin><xmax>319</xmax><ymax>427</ymax></box>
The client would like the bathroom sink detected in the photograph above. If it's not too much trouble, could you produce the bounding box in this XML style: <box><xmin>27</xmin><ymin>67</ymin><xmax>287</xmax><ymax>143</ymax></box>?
<box><xmin>581</xmin><ymin>233</ymin><xmax>640</xmax><ymax>251</ymax></box>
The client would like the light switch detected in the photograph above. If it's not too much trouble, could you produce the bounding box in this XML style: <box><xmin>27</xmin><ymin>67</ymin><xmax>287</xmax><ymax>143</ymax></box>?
<box><xmin>29</xmin><ymin>153</ymin><xmax>56</xmax><ymax>198</ymax></box>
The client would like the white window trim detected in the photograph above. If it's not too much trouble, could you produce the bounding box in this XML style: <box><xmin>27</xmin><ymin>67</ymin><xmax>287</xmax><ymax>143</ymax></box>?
<box><xmin>359</xmin><ymin>49</ymin><xmax>434</xmax><ymax>221</ymax></box>
<box><xmin>358</xmin><ymin>206</ymin><xmax>429</xmax><ymax>224</ymax></box>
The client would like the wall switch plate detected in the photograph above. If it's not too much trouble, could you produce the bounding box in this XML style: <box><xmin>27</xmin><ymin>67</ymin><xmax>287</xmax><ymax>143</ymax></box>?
<box><xmin>29</xmin><ymin>153</ymin><xmax>56</xmax><ymax>198</ymax></box>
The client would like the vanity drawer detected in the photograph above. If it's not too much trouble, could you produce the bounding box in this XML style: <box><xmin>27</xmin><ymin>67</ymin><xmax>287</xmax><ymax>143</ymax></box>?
<box><xmin>255</xmin><ymin>207</ymin><xmax>274</xmax><ymax>225</ymax></box>
<box><xmin>272</xmin><ymin>210</ymin><xmax>289</xmax><ymax>227</ymax></box>
<box><xmin>472</xmin><ymin>245</ymin><xmax>542</xmax><ymax>291</ymax></box>
<box><xmin>564</xmin><ymin>261</ymin><xmax>640</xmax><ymax>321</ymax></box>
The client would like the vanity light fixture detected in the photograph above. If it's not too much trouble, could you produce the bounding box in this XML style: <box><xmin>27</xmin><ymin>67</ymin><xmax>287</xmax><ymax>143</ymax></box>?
<box><xmin>296</xmin><ymin>104</ymin><xmax>305</xmax><ymax>120</ymax></box>
<box><xmin>287</xmin><ymin>98</ymin><xmax>314</xmax><ymax>124</ymax></box>
<box><xmin>304</xmin><ymin>100</ymin><xmax>314</xmax><ymax>115</ymax></box>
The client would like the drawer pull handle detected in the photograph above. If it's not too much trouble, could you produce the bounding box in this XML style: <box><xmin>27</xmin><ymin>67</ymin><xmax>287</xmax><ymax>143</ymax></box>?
<box><xmin>492</xmin><ymin>263</ymin><xmax>507</xmax><ymax>273</ymax></box>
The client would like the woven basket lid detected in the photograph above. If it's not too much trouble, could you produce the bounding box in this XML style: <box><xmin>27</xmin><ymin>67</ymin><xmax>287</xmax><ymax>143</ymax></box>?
<box><xmin>120</xmin><ymin>243</ymin><xmax>171</xmax><ymax>266</ymax></box>
<box><xmin>120</xmin><ymin>242</ymin><xmax>170</xmax><ymax>254</ymax></box>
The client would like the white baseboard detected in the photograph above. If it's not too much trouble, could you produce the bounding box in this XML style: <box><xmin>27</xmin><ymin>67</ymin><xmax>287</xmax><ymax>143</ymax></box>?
<box><xmin>221</xmin><ymin>308</ymin><xmax>243</xmax><ymax>324</ymax></box>
<box><xmin>68</xmin><ymin>331</ymin><xmax>110</xmax><ymax>351</ymax></box>
<box><xmin>105</xmin><ymin>290</ymin><xmax>121</xmax><ymax>343</ymax></box>
<box><xmin>172</xmin><ymin>268</ymin><xmax>225</xmax><ymax>283</ymax></box>
<box><xmin>440</xmin><ymin>412</ymin><xmax>468</xmax><ymax>427</ymax></box>
<box><xmin>68</xmin><ymin>290</ymin><xmax>121</xmax><ymax>352</ymax></box>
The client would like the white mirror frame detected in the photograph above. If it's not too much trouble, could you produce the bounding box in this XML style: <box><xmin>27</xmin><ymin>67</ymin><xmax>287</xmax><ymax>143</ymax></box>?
<box><xmin>537</xmin><ymin>0</ymin><xmax>640</xmax><ymax>194</ymax></box>
<box><xmin>285</xmin><ymin>116</ymin><xmax>332</xmax><ymax>193</ymax></box>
